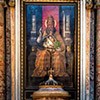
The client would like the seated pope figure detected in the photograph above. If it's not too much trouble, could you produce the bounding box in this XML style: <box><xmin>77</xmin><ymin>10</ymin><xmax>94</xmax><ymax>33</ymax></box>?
<box><xmin>32</xmin><ymin>16</ymin><xmax>68</xmax><ymax>77</ymax></box>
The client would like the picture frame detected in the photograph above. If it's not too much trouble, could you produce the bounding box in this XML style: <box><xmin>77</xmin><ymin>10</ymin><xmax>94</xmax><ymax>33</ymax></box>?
<box><xmin>20</xmin><ymin>0</ymin><xmax>80</xmax><ymax>99</ymax></box>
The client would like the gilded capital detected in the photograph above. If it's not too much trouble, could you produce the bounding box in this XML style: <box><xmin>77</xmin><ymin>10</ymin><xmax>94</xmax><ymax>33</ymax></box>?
<box><xmin>0</xmin><ymin>0</ymin><xmax>5</xmax><ymax>6</ymax></box>
<box><xmin>9</xmin><ymin>0</ymin><xmax>15</xmax><ymax>7</ymax></box>
<box><xmin>86</xmin><ymin>0</ymin><xmax>93</xmax><ymax>9</ymax></box>
<box><xmin>96</xmin><ymin>3</ymin><xmax>100</xmax><ymax>7</ymax></box>
<box><xmin>95</xmin><ymin>0</ymin><xmax>100</xmax><ymax>8</ymax></box>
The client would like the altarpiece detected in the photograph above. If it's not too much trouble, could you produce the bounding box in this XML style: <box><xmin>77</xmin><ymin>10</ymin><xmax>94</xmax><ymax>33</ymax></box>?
<box><xmin>18</xmin><ymin>0</ymin><xmax>81</xmax><ymax>99</ymax></box>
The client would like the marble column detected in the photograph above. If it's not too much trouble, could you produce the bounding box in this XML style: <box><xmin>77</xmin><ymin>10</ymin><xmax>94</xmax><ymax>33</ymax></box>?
<box><xmin>9</xmin><ymin>0</ymin><xmax>15</xmax><ymax>100</ymax></box>
<box><xmin>0</xmin><ymin>1</ymin><xmax>5</xmax><ymax>100</ymax></box>
<box><xmin>96</xmin><ymin>0</ymin><xmax>100</xmax><ymax>99</ymax></box>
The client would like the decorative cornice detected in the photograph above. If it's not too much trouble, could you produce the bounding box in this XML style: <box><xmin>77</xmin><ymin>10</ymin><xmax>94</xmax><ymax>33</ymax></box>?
<box><xmin>86</xmin><ymin>0</ymin><xmax>93</xmax><ymax>9</ymax></box>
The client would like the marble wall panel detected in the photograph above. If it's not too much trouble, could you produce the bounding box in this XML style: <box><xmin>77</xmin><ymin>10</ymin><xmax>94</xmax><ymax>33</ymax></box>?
<box><xmin>90</xmin><ymin>10</ymin><xmax>95</xmax><ymax>100</ymax></box>
<box><xmin>86</xmin><ymin>9</ymin><xmax>91</xmax><ymax>100</ymax></box>
<box><xmin>10</xmin><ymin>6</ymin><xmax>15</xmax><ymax>100</ymax></box>
<box><xmin>0</xmin><ymin>4</ymin><xmax>5</xmax><ymax>100</ymax></box>
<box><xmin>96</xmin><ymin>5</ymin><xmax>100</xmax><ymax>100</ymax></box>
<box><xmin>5</xmin><ymin>7</ymin><xmax>11</xmax><ymax>100</ymax></box>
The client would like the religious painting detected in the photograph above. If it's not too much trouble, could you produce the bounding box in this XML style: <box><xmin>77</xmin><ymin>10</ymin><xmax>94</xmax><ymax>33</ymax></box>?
<box><xmin>23</xmin><ymin>2</ymin><xmax>78</xmax><ymax>100</ymax></box>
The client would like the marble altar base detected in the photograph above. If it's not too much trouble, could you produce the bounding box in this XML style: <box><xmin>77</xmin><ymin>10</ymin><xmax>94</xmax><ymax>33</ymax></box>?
<box><xmin>33</xmin><ymin>85</ymin><xmax>70</xmax><ymax>100</ymax></box>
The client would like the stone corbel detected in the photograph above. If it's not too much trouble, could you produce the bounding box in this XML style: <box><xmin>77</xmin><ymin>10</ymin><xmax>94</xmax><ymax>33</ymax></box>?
<box><xmin>9</xmin><ymin>0</ymin><xmax>15</xmax><ymax>7</ymax></box>
<box><xmin>86</xmin><ymin>0</ymin><xmax>93</xmax><ymax>9</ymax></box>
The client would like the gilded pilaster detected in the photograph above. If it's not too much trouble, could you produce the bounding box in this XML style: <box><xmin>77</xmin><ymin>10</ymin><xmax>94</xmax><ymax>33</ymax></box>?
<box><xmin>0</xmin><ymin>1</ymin><xmax>5</xmax><ymax>100</ymax></box>
<box><xmin>96</xmin><ymin>0</ymin><xmax>100</xmax><ymax>99</ymax></box>
<box><xmin>9</xmin><ymin>0</ymin><xmax>15</xmax><ymax>100</ymax></box>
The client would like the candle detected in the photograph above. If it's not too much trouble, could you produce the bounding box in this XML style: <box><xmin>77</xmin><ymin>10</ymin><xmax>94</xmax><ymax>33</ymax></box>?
<box><xmin>31</xmin><ymin>15</ymin><xmax>36</xmax><ymax>33</ymax></box>
<box><xmin>65</xmin><ymin>15</ymin><xmax>70</xmax><ymax>31</ymax></box>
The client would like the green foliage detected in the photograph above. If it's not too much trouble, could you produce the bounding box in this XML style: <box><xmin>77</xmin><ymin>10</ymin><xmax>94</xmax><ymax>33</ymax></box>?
<box><xmin>54</xmin><ymin>41</ymin><xmax>61</xmax><ymax>49</ymax></box>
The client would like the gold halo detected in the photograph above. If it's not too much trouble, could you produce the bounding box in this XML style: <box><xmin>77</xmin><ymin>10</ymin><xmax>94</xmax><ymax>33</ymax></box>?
<box><xmin>45</xmin><ymin>19</ymin><xmax>57</xmax><ymax>28</ymax></box>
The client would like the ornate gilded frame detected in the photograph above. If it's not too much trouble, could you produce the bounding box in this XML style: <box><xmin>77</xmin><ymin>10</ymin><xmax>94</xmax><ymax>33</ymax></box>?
<box><xmin>15</xmin><ymin>0</ymin><xmax>87</xmax><ymax>100</ymax></box>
